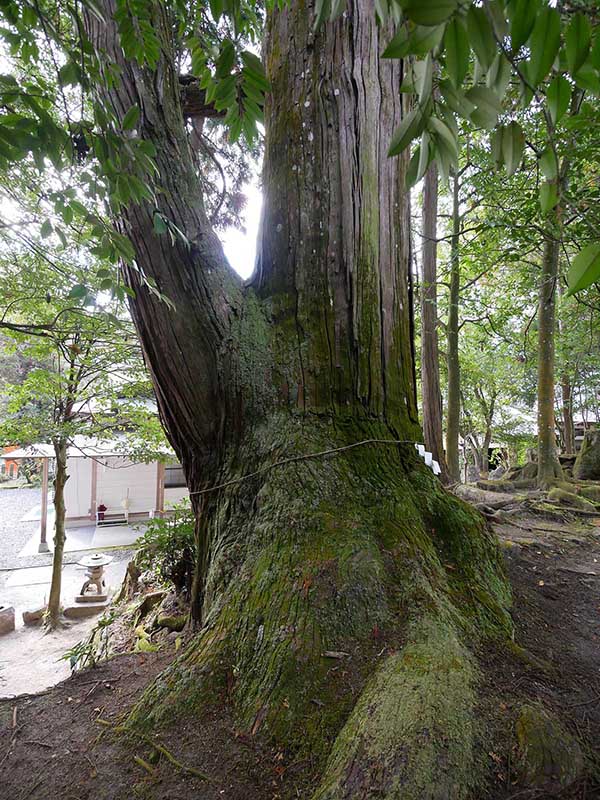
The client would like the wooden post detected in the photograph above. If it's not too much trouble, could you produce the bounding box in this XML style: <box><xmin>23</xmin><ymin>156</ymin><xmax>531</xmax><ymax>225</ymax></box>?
<box><xmin>90</xmin><ymin>458</ymin><xmax>98</xmax><ymax>521</ymax></box>
<box><xmin>155</xmin><ymin>462</ymin><xmax>165</xmax><ymax>516</ymax></box>
<box><xmin>39</xmin><ymin>457</ymin><xmax>50</xmax><ymax>553</ymax></box>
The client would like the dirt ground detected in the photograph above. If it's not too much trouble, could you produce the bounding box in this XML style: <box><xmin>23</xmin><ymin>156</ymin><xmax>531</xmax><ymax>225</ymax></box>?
<box><xmin>483</xmin><ymin>512</ymin><xmax>600</xmax><ymax>799</ymax></box>
<box><xmin>0</xmin><ymin>511</ymin><xmax>599</xmax><ymax>800</ymax></box>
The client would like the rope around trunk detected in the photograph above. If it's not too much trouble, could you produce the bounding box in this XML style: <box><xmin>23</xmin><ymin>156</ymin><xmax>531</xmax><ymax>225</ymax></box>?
<box><xmin>188</xmin><ymin>438</ymin><xmax>419</xmax><ymax>497</ymax></box>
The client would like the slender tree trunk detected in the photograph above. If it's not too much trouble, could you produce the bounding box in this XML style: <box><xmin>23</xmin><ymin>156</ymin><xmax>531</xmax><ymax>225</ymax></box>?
<box><xmin>46</xmin><ymin>437</ymin><xmax>68</xmax><ymax>629</ymax></box>
<box><xmin>561</xmin><ymin>377</ymin><xmax>575</xmax><ymax>454</ymax></box>
<box><xmin>446</xmin><ymin>171</ymin><xmax>461</xmax><ymax>482</ymax></box>
<box><xmin>537</xmin><ymin>232</ymin><xmax>562</xmax><ymax>486</ymax></box>
<box><xmin>420</xmin><ymin>163</ymin><xmax>448</xmax><ymax>480</ymax></box>
<box><xmin>557</xmin><ymin>283</ymin><xmax>575</xmax><ymax>455</ymax></box>
<box><xmin>536</xmin><ymin>94</ymin><xmax>582</xmax><ymax>486</ymax></box>
<box><xmin>480</xmin><ymin>430</ymin><xmax>492</xmax><ymax>479</ymax></box>
<box><xmin>86</xmin><ymin>2</ymin><xmax>511</xmax><ymax>796</ymax></box>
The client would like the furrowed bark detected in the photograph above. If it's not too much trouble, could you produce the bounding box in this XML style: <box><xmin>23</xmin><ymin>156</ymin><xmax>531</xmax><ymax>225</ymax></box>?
<box><xmin>420</xmin><ymin>162</ymin><xmax>447</xmax><ymax>479</ymax></box>
<box><xmin>86</xmin><ymin>0</ymin><xmax>244</xmax><ymax>483</ymax></box>
<box><xmin>255</xmin><ymin>2</ymin><xmax>417</xmax><ymax>431</ymax></box>
<box><xmin>446</xmin><ymin>171</ymin><xmax>461</xmax><ymax>482</ymax></box>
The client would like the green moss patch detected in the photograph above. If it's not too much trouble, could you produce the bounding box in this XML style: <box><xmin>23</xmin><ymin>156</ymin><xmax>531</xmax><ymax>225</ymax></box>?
<box><xmin>314</xmin><ymin>617</ymin><xmax>479</xmax><ymax>800</ymax></box>
<box><xmin>515</xmin><ymin>703</ymin><xmax>584</xmax><ymax>793</ymax></box>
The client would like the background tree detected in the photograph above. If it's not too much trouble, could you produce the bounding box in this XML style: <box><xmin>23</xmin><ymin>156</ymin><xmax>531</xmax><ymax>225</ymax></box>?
<box><xmin>419</xmin><ymin>162</ymin><xmax>448</xmax><ymax>478</ymax></box>
<box><xmin>0</xmin><ymin>253</ymin><xmax>160</xmax><ymax>628</ymax></box>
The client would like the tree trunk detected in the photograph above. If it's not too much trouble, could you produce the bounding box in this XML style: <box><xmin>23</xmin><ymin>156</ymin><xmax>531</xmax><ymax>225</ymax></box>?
<box><xmin>537</xmin><ymin>232</ymin><xmax>562</xmax><ymax>487</ymax></box>
<box><xmin>557</xmin><ymin>282</ymin><xmax>575</xmax><ymax>456</ymax></box>
<box><xmin>420</xmin><ymin>163</ymin><xmax>448</xmax><ymax>480</ymax></box>
<box><xmin>86</xmin><ymin>2</ymin><xmax>511</xmax><ymax>796</ymax></box>
<box><xmin>561</xmin><ymin>376</ymin><xmax>575</xmax><ymax>454</ymax></box>
<box><xmin>480</xmin><ymin>432</ymin><xmax>491</xmax><ymax>479</ymax></box>
<box><xmin>446</xmin><ymin>171</ymin><xmax>461</xmax><ymax>482</ymax></box>
<box><xmin>46</xmin><ymin>438</ymin><xmax>68</xmax><ymax>629</ymax></box>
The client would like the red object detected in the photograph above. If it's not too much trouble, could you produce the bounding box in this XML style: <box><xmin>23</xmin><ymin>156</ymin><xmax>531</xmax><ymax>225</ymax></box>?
<box><xmin>97</xmin><ymin>503</ymin><xmax>107</xmax><ymax>520</ymax></box>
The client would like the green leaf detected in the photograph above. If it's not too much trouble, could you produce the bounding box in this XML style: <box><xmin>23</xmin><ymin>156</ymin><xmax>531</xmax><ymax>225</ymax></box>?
<box><xmin>567</xmin><ymin>243</ymin><xmax>600</xmax><ymax>295</ymax></box>
<box><xmin>58</xmin><ymin>61</ymin><xmax>80</xmax><ymax>87</ymax></box>
<box><xmin>565</xmin><ymin>13</ymin><xmax>591</xmax><ymax>76</ymax></box>
<box><xmin>546</xmin><ymin>74</ymin><xmax>571</xmax><ymax>125</ymax></box>
<box><xmin>209</xmin><ymin>0</ymin><xmax>223</xmax><ymax>21</ymax></box>
<box><xmin>406</xmin><ymin>146</ymin><xmax>422</xmax><ymax>188</ymax></box>
<box><xmin>122</xmin><ymin>105</ymin><xmax>140</xmax><ymax>131</ymax></box>
<box><xmin>539</xmin><ymin>147</ymin><xmax>558</xmax><ymax>181</ymax></box>
<box><xmin>490</xmin><ymin>126</ymin><xmax>503</xmax><ymax>167</ymax></box>
<box><xmin>501</xmin><ymin>120</ymin><xmax>524</xmax><ymax>176</ymax></box>
<box><xmin>487</xmin><ymin>0</ymin><xmax>508</xmax><ymax>39</ymax></box>
<box><xmin>388</xmin><ymin>101</ymin><xmax>431</xmax><ymax>156</ymax></box>
<box><xmin>40</xmin><ymin>220</ymin><xmax>52</xmax><ymax>239</ymax></box>
<box><xmin>397</xmin><ymin>0</ymin><xmax>458</xmax><ymax>27</ymax></box>
<box><xmin>466</xmin><ymin>6</ymin><xmax>496</xmax><ymax>73</ymax></box>
<box><xmin>383</xmin><ymin>25</ymin><xmax>410</xmax><ymax>58</ymax></box>
<box><xmin>573</xmin><ymin>61</ymin><xmax>600</xmax><ymax>95</ymax></box>
<box><xmin>418</xmin><ymin>54</ymin><xmax>433</xmax><ymax>103</ymax></box>
<box><xmin>416</xmin><ymin>130</ymin><xmax>432</xmax><ymax>183</ymax></box>
<box><xmin>428</xmin><ymin>116</ymin><xmax>458</xmax><ymax>176</ymax></box>
<box><xmin>153</xmin><ymin>213</ymin><xmax>168</xmax><ymax>235</ymax></box>
<box><xmin>528</xmin><ymin>7</ymin><xmax>560</xmax><ymax>86</ymax></box>
<box><xmin>439</xmin><ymin>79</ymin><xmax>475</xmax><ymax>118</ymax></box>
<box><xmin>313</xmin><ymin>0</ymin><xmax>332</xmax><ymax>28</ymax></box>
<box><xmin>539</xmin><ymin>181</ymin><xmax>558</xmax><ymax>214</ymax></box>
<box><xmin>508</xmin><ymin>0</ymin><xmax>539</xmax><ymax>52</ymax></box>
<box><xmin>68</xmin><ymin>284</ymin><xmax>88</xmax><ymax>300</ymax></box>
<box><xmin>383</xmin><ymin>24</ymin><xmax>445</xmax><ymax>58</ymax></box>
<box><xmin>465</xmin><ymin>85</ymin><xmax>502</xmax><ymax>129</ymax></box>
<box><xmin>590</xmin><ymin>35</ymin><xmax>600</xmax><ymax>70</ymax></box>
<box><xmin>486</xmin><ymin>53</ymin><xmax>512</xmax><ymax>97</ymax></box>
<box><xmin>240</xmin><ymin>53</ymin><xmax>266</xmax><ymax>80</ymax></box>
<box><xmin>216</xmin><ymin>40</ymin><xmax>235</xmax><ymax>78</ymax></box>
<box><xmin>444</xmin><ymin>17</ymin><xmax>470</xmax><ymax>87</ymax></box>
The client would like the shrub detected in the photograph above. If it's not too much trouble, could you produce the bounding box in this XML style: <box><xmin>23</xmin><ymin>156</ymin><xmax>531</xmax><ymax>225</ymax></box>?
<box><xmin>135</xmin><ymin>501</ymin><xmax>196</xmax><ymax>595</ymax></box>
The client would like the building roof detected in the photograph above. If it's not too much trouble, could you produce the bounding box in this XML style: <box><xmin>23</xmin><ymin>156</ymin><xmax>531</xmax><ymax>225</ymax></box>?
<box><xmin>1</xmin><ymin>436</ymin><xmax>173</xmax><ymax>460</ymax></box>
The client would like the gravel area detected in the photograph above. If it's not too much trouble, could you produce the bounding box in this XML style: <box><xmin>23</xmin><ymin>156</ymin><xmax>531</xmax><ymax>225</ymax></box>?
<box><xmin>0</xmin><ymin>486</ymin><xmax>43</xmax><ymax>570</ymax></box>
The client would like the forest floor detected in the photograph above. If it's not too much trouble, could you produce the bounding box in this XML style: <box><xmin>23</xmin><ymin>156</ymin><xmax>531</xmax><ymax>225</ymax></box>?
<box><xmin>0</xmin><ymin>509</ymin><xmax>599</xmax><ymax>800</ymax></box>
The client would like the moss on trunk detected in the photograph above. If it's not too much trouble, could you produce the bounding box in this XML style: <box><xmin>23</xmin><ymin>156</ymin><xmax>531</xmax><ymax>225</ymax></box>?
<box><xmin>128</xmin><ymin>414</ymin><xmax>511</xmax><ymax>796</ymax></box>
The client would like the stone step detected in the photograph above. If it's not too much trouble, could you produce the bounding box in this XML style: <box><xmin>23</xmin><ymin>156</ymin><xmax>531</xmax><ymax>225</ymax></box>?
<box><xmin>64</xmin><ymin>599</ymin><xmax>111</xmax><ymax>619</ymax></box>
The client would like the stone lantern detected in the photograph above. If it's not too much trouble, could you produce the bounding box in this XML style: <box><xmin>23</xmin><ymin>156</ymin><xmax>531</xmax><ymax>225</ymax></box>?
<box><xmin>76</xmin><ymin>552</ymin><xmax>113</xmax><ymax>602</ymax></box>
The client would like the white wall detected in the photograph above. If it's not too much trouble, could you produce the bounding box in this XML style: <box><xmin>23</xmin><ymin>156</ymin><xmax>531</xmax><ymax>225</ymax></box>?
<box><xmin>64</xmin><ymin>456</ymin><xmax>93</xmax><ymax>518</ymax></box>
<box><xmin>64</xmin><ymin>457</ymin><xmax>190</xmax><ymax>520</ymax></box>
<box><xmin>164</xmin><ymin>486</ymin><xmax>189</xmax><ymax>508</ymax></box>
<box><xmin>96</xmin><ymin>457</ymin><xmax>157</xmax><ymax>514</ymax></box>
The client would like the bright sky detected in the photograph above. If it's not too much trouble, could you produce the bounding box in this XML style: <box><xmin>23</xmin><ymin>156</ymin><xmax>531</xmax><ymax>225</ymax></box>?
<box><xmin>221</xmin><ymin>181</ymin><xmax>262</xmax><ymax>280</ymax></box>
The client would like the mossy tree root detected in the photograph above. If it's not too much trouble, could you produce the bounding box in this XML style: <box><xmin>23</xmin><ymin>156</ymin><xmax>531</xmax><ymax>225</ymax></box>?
<box><xmin>314</xmin><ymin>618</ymin><xmax>479</xmax><ymax>800</ymax></box>
<box><xmin>126</xmin><ymin>415</ymin><xmax>512</xmax><ymax>798</ymax></box>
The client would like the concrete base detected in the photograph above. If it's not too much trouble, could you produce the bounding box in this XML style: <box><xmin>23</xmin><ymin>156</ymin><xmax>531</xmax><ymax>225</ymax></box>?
<box><xmin>64</xmin><ymin>599</ymin><xmax>111</xmax><ymax>619</ymax></box>
<box><xmin>75</xmin><ymin>593</ymin><xmax>108</xmax><ymax>604</ymax></box>
<box><xmin>0</xmin><ymin>605</ymin><xmax>16</xmax><ymax>635</ymax></box>
<box><xmin>38</xmin><ymin>541</ymin><xmax>50</xmax><ymax>553</ymax></box>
